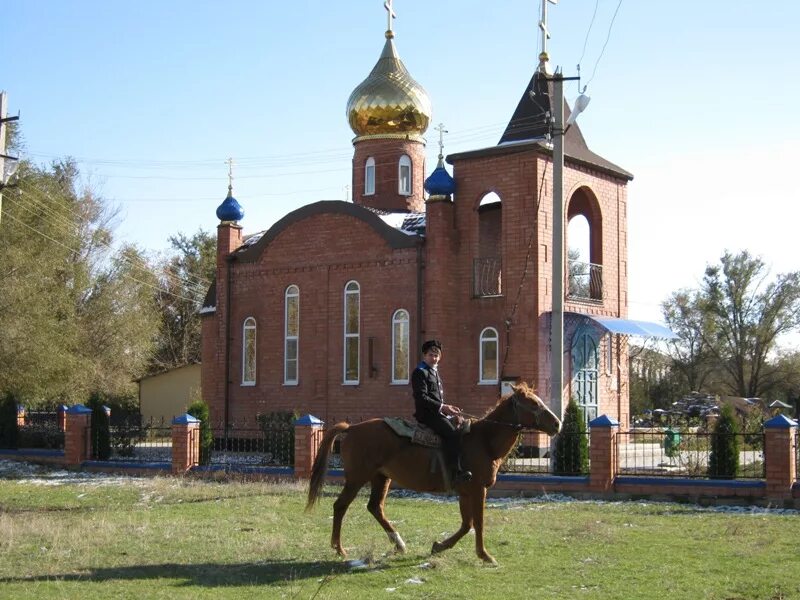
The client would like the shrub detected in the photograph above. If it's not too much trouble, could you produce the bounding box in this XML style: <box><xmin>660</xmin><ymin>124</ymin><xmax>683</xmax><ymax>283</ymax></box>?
<box><xmin>87</xmin><ymin>392</ymin><xmax>111</xmax><ymax>460</ymax></box>
<box><xmin>187</xmin><ymin>399</ymin><xmax>212</xmax><ymax>465</ymax></box>
<box><xmin>257</xmin><ymin>411</ymin><xmax>298</xmax><ymax>466</ymax></box>
<box><xmin>0</xmin><ymin>392</ymin><xmax>19</xmax><ymax>449</ymax></box>
<box><xmin>553</xmin><ymin>400</ymin><xmax>589</xmax><ymax>475</ymax></box>
<box><xmin>708</xmin><ymin>404</ymin><xmax>739</xmax><ymax>479</ymax></box>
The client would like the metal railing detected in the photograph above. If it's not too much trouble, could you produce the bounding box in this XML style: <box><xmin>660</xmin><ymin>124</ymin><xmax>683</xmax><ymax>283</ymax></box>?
<box><xmin>568</xmin><ymin>260</ymin><xmax>603</xmax><ymax>301</ymax></box>
<box><xmin>93</xmin><ymin>417</ymin><xmax>173</xmax><ymax>462</ymax></box>
<box><xmin>500</xmin><ymin>430</ymin><xmax>590</xmax><ymax>475</ymax></box>
<box><xmin>473</xmin><ymin>257</ymin><xmax>502</xmax><ymax>297</ymax></box>
<box><xmin>18</xmin><ymin>411</ymin><xmax>64</xmax><ymax>450</ymax></box>
<box><xmin>618</xmin><ymin>429</ymin><xmax>765</xmax><ymax>480</ymax></box>
<box><xmin>210</xmin><ymin>419</ymin><xmax>295</xmax><ymax>468</ymax></box>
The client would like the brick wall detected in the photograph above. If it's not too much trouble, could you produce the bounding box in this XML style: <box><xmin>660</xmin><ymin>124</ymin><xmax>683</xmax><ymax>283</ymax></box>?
<box><xmin>352</xmin><ymin>137</ymin><xmax>426</xmax><ymax>212</ymax></box>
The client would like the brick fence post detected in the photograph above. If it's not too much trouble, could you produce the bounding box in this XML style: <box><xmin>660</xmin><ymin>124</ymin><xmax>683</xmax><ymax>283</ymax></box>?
<box><xmin>764</xmin><ymin>414</ymin><xmax>797</xmax><ymax>501</ymax></box>
<box><xmin>64</xmin><ymin>405</ymin><xmax>93</xmax><ymax>466</ymax></box>
<box><xmin>172</xmin><ymin>413</ymin><xmax>200</xmax><ymax>474</ymax></box>
<box><xmin>589</xmin><ymin>415</ymin><xmax>619</xmax><ymax>493</ymax></box>
<box><xmin>294</xmin><ymin>415</ymin><xmax>324</xmax><ymax>479</ymax></box>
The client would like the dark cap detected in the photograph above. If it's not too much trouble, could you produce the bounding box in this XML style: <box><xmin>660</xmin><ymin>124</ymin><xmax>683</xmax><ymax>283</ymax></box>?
<box><xmin>421</xmin><ymin>339</ymin><xmax>442</xmax><ymax>354</ymax></box>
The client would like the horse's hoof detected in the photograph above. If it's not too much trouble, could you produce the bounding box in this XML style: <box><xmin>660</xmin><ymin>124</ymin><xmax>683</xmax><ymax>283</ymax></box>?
<box><xmin>480</xmin><ymin>554</ymin><xmax>498</xmax><ymax>566</ymax></box>
<box><xmin>431</xmin><ymin>541</ymin><xmax>445</xmax><ymax>554</ymax></box>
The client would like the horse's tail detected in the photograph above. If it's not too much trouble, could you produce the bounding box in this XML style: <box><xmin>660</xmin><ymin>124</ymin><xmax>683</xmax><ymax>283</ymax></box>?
<box><xmin>305</xmin><ymin>422</ymin><xmax>349</xmax><ymax>512</ymax></box>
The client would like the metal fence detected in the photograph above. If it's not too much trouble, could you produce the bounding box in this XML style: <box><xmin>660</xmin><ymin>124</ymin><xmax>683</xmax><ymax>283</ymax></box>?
<box><xmin>93</xmin><ymin>417</ymin><xmax>173</xmax><ymax>462</ymax></box>
<box><xmin>473</xmin><ymin>257</ymin><xmax>502</xmax><ymax>297</ymax></box>
<box><xmin>210</xmin><ymin>419</ymin><xmax>295</xmax><ymax>468</ymax></box>
<box><xmin>500</xmin><ymin>430</ymin><xmax>591</xmax><ymax>475</ymax></box>
<box><xmin>568</xmin><ymin>260</ymin><xmax>603</xmax><ymax>301</ymax></box>
<box><xmin>18</xmin><ymin>411</ymin><xmax>64</xmax><ymax>450</ymax></box>
<box><xmin>618</xmin><ymin>429</ymin><xmax>765</xmax><ymax>480</ymax></box>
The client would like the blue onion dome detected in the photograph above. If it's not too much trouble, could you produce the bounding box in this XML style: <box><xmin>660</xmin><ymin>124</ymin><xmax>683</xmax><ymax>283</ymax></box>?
<box><xmin>424</xmin><ymin>157</ymin><xmax>455</xmax><ymax>196</ymax></box>
<box><xmin>216</xmin><ymin>185</ymin><xmax>244</xmax><ymax>223</ymax></box>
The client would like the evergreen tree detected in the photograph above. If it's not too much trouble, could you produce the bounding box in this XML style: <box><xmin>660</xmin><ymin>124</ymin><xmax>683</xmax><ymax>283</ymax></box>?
<box><xmin>0</xmin><ymin>392</ymin><xmax>19</xmax><ymax>449</ymax></box>
<box><xmin>87</xmin><ymin>392</ymin><xmax>111</xmax><ymax>460</ymax></box>
<box><xmin>187</xmin><ymin>399</ymin><xmax>213</xmax><ymax>466</ymax></box>
<box><xmin>708</xmin><ymin>404</ymin><xmax>739</xmax><ymax>479</ymax></box>
<box><xmin>553</xmin><ymin>400</ymin><xmax>589</xmax><ymax>475</ymax></box>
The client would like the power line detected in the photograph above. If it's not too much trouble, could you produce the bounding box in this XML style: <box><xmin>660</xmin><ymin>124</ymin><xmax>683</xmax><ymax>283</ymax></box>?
<box><xmin>1</xmin><ymin>207</ymin><xmax>202</xmax><ymax>304</ymax></box>
<box><xmin>584</xmin><ymin>0</ymin><xmax>623</xmax><ymax>89</ymax></box>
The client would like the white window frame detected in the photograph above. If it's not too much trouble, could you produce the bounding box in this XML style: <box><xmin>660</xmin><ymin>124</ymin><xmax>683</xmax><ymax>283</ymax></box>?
<box><xmin>242</xmin><ymin>317</ymin><xmax>257</xmax><ymax>386</ymax></box>
<box><xmin>398</xmin><ymin>155</ymin><xmax>412</xmax><ymax>196</ymax></box>
<box><xmin>479</xmin><ymin>327</ymin><xmax>499</xmax><ymax>384</ymax></box>
<box><xmin>343</xmin><ymin>281</ymin><xmax>360</xmax><ymax>384</ymax></box>
<box><xmin>284</xmin><ymin>285</ymin><xmax>299</xmax><ymax>385</ymax></box>
<box><xmin>365</xmin><ymin>157</ymin><xmax>376</xmax><ymax>196</ymax></box>
<box><xmin>391</xmin><ymin>309</ymin><xmax>410</xmax><ymax>384</ymax></box>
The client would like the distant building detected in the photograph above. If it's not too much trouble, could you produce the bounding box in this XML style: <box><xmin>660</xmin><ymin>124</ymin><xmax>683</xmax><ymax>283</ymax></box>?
<box><xmin>138</xmin><ymin>364</ymin><xmax>201</xmax><ymax>425</ymax></box>
<box><xmin>200</xmin><ymin>7</ymin><xmax>669</xmax><ymax>447</ymax></box>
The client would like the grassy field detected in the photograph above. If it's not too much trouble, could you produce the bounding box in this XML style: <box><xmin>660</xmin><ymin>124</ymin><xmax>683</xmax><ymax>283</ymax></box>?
<box><xmin>0</xmin><ymin>468</ymin><xmax>798</xmax><ymax>599</ymax></box>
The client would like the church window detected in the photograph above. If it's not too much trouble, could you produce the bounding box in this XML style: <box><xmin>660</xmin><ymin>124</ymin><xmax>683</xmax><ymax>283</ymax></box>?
<box><xmin>285</xmin><ymin>285</ymin><xmax>299</xmax><ymax>385</ymax></box>
<box><xmin>398</xmin><ymin>155</ymin><xmax>412</xmax><ymax>195</ymax></box>
<box><xmin>344</xmin><ymin>281</ymin><xmax>360</xmax><ymax>384</ymax></box>
<box><xmin>365</xmin><ymin>157</ymin><xmax>376</xmax><ymax>195</ymax></box>
<box><xmin>242</xmin><ymin>317</ymin><xmax>256</xmax><ymax>386</ymax></box>
<box><xmin>391</xmin><ymin>309</ymin><xmax>410</xmax><ymax>383</ymax></box>
<box><xmin>479</xmin><ymin>327</ymin><xmax>499</xmax><ymax>384</ymax></box>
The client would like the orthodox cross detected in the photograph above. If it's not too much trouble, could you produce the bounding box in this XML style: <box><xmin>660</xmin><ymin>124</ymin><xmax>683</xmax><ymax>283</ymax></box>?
<box><xmin>226</xmin><ymin>157</ymin><xmax>235</xmax><ymax>193</ymax></box>
<box><xmin>539</xmin><ymin>0</ymin><xmax>558</xmax><ymax>63</ymax></box>
<box><xmin>384</xmin><ymin>0</ymin><xmax>396</xmax><ymax>34</ymax></box>
<box><xmin>434</xmin><ymin>122</ymin><xmax>448</xmax><ymax>158</ymax></box>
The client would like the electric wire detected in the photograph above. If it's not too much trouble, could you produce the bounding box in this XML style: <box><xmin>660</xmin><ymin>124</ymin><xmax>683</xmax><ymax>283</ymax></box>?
<box><xmin>584</xmin><ymin>0</ymin><xmax>623</xmax><ymax>89</ymax></box>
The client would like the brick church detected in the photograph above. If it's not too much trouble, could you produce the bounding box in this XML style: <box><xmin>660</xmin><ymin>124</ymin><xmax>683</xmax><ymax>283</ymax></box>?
<box><xmin>200</xmin><ymin>8</ymin><xmax>668</xmax><ymax>440</ymax></box>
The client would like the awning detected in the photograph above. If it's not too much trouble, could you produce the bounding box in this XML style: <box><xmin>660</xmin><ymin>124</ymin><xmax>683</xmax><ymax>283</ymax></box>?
<box><xmin>564</xmin><ymin>312</ymin><xmax>678</xmax><ymax>339</ymax></box>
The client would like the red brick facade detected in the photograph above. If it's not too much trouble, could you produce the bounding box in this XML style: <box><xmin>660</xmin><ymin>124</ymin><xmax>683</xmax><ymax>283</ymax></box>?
<box><xmin>201</xmin><ymin>56</ymin><xmax>632</xmax><ymax>436</ymax></box>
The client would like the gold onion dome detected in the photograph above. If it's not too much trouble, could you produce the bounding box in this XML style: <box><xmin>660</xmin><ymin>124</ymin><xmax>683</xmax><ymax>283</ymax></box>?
<box><xmin>346</xmin><ymin>32</ymin><xmax>432</xmax><ymax>140</ymax></box>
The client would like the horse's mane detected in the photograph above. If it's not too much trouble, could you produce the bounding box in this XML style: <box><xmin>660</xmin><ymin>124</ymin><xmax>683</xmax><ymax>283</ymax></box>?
<box><xmin>480</xmin><ymin>381</ymin><xmax>537</xmax><ymax>419</ymax></box>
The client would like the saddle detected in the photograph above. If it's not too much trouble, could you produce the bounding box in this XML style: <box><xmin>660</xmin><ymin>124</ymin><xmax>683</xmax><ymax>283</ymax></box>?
<box><xmin>382</xmin><ymin>417</ymin><xmax>470</xmax><ymax>448</ymax></box>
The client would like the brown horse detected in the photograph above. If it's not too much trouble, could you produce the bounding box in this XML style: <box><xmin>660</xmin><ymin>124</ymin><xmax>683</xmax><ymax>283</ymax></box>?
<box><xmin>306</xmin><ymin>382</ymin><xmax>561</xmax><ymax>565</ymax></box>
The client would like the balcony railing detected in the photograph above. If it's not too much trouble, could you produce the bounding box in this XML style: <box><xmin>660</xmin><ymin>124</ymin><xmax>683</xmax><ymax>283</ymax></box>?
<box><xmin>473</xmin><ymin>257</ymin><xmax>502</xmax><ymax>297</ymax></box>
<box><xmin>568</xmin><ymin>260</ymin><xmax>603</xmax><ymax>301</ymax></box>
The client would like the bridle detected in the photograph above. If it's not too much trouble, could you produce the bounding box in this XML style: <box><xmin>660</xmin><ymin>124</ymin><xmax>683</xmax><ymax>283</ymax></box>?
<box><xmin>462</xmin><ymin>394</ymin><xmax>550</xmax><ymax>431</ymax></box>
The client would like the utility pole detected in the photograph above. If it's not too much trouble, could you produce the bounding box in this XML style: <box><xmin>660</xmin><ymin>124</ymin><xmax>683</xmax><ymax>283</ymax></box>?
<box><xmin>549</xmin><ymin>72</ymin><xmax>565</xmax><ymax>419</ymax></box>
<box><xmin>0</xmin><ymin>91</ymin><xmax>21</xmax><ymax>227</ymax></box>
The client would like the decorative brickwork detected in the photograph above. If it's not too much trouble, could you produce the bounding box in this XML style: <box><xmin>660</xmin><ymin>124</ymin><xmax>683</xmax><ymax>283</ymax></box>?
<box><xmin>64</xmin><ymin>405</ymin><xmax>92</xmax><ymax>466</ymax></box>
<box><xmin>589</xmin><ymin>415</ymin><xmax>618</xmax><ymax>492</ymax></box>
<box><xmin>171</xmin><ymin>414</ymin><xmax>200</xmax><ymax>474</ymax></box>
<box><xmin>294</xmin><ymin>415</ymin><xmax>324</xmax><ymax>479</ymax></box>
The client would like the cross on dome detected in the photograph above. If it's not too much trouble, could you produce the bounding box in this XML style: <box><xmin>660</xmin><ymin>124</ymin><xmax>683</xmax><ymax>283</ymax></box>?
<box><xmin>226</xmin><ymin>157</ymin><xmax>235</xmax><ymax>193</ymax></box>
<box><xmin>384</xmin><ymin>0</ymin><xmax>396</xmax><ymax>35</ymax></box>
<box><xmin>538</xmin><ymin>0</ymin><xmax>558</xmax><ymax>70</ymax></box>
<box><xmin>434</xmin><ymin>122</ymin><xmax>448</xmax><ymax>159</ymax></box>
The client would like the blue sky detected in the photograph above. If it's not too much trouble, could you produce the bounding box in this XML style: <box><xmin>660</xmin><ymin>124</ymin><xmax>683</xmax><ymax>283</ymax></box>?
<box><xmin>3</xmin><ymin>1</ymin><xmax>799</xmax><ymax>328</ymax></box>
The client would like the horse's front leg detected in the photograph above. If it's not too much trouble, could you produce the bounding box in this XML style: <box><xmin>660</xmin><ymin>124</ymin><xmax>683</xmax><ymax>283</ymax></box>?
<box><xmin>367</xmin><ymin>474</ymin><xmax>406</xmax><ymax>553</ymax></box>
<box><xmin>431</xmin><ymin>492</ymin><xmax>473</xmax><ymax>554</ymax></box>
<box><xmin>471</xmin><ymin>486</ymin><xmax>496</xmax><ymax>565</ymax></box>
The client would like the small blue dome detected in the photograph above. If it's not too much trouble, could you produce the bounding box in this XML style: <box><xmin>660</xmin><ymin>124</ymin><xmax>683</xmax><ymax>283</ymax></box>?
<box><xmin>216</xmin><ymin>187</ymin><xmax>244</xmax><ymax>222</ymax></box>
<box><xmin>424</xmin><ymin>159</ymin><xmax>456</xmax><ymax>196</ymax></box>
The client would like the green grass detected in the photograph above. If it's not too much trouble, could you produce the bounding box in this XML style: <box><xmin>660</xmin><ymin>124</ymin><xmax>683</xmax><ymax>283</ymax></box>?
<box><xmin>0</xmin><ymin>474</ymin><xmax>798</xmax><ymax>599</ymax></box>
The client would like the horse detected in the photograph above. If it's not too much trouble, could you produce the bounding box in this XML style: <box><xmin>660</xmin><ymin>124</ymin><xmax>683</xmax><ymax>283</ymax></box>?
<box><xmin>305</xmin><ymin>382</ymin><xmax>562</xmax><ymax>565</ymax></box>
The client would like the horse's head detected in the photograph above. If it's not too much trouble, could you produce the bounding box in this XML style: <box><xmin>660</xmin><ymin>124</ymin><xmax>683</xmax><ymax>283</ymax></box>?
<box><xmin>508</xmin><ymin>383</ymin><xmax>562</xmax><ymax>436</ymax></box>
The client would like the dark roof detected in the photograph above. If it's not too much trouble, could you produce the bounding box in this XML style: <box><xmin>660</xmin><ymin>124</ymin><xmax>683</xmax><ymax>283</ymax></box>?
<box><xmin>451</xmin><ymin>69</ymin><xmax>632</xmax><ymax>181</ymax></box>
<box><xmin>234</xmin><ymin>200</ymin><xmax>423</xmax><ymax>263</ymax></box>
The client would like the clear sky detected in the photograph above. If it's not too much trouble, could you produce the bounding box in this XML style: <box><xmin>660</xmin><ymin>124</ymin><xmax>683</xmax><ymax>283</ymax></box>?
<box><xmin>3</xmin><ymin>1</ymin><xmax>799</xmax><ymax>328</ymax></box>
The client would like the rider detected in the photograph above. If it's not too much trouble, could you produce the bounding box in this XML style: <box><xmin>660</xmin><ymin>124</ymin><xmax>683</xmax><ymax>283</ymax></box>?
<box><xmin>411</xmin><ymin>339</ymin><xmax>472</xmax><ymax>483</ymax></box>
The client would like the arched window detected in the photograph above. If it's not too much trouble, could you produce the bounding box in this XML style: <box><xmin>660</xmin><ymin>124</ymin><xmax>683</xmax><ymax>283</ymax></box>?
<box><xmin>343</xmin><ymin>281</ymin><xmax>360</xmax><ymax>384</ymax></box>
<box><xmin>391</xmin><ymin>309</ymin><xmax>410</xmax><ymax>383</ymax></box>
<box><xmin>284</xmin><ymin>285</ymin><xmax>299</xmax><ymax>384</ymax></box>
<box><xmin>398</xmin><ymin>155</ymin><xmax>412</xmax><ymax>195</ymax></box>
<box><xmin>365</xmin><ymin>157</ymin><xmax>376</xmax><ymax>195</ymax></box>
<box><xmin>475</xmin><ymin>192</ymin><xmax>502</xmax><ymax>297</ymax></box>
<box><xmin>242</xmin><ymin>317</ymin><xmax>256</xmax><ymax>385</ymax></box>
<box><xmin>479</xmin><ymin>327</ymin><xmax>499</xmax><ymax>384</ymax></box>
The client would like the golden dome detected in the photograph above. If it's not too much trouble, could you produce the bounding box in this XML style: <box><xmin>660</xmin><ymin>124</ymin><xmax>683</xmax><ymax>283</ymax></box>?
<box><xmin>346</xmin><ymin>33</ymin><xmax>432</xmax><ymax>140</ymax></box>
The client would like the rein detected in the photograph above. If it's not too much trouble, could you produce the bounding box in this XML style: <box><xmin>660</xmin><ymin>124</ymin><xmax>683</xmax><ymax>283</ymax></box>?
<box><xmin>462</xmin><ymin>395</ymin><xmax>547</xmax><ymax>431</ymax></box>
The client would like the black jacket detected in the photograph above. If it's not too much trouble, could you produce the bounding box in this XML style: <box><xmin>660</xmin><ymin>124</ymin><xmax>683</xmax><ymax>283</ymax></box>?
<box><xmin>412</xmin><ymin>361</ymin><xmax>445</xmax><ymax>424</ymax></box>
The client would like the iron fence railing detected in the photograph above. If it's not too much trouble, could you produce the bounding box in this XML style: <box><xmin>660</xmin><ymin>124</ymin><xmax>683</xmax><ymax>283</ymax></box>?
<box><xmin>210</xmin><ymin>420</ymin><xmax>295</xmax><ymax>468</ymax></box>
<box><xmin>473</xmin><ymin>257</ymin><xmax>502</xmax><ymax>297</ymax></box>
<box><xmin>18</xmin><ymin>411</ymin><xmax>64</xmax><ymax>450</ymax></box>
<box><xmin>92</xmin><ymin>417</ymin><xmax>173</xmax><ymax>462</ymax></box>
<box><xmin>500</xmin><ymin>430</ymin><xmax>590</xmax><ymax>476</ymax></box>
<box><xmin>618</xmin><ymin>429</ymin><xmax>765</xmax><ymax>480</ymax></box>
<box><xmin>568</xmin><ymin>260</ymin><xmax>602</xmax><ymax>301</ymax></box>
